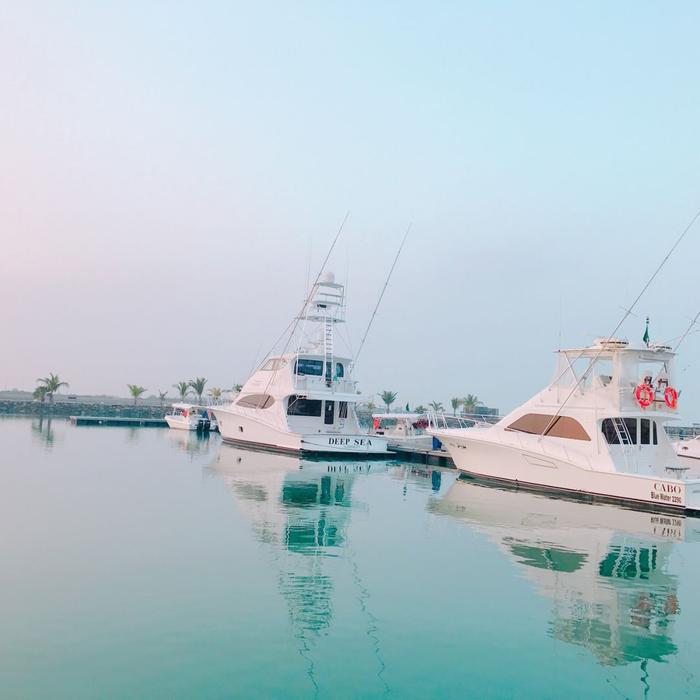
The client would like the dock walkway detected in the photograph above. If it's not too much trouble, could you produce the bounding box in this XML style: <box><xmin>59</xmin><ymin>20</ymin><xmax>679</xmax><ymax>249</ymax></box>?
<box><xmin>70</xmin><ymin>416</ymin><xmax>167</xmax><ymax>427</ymax></box>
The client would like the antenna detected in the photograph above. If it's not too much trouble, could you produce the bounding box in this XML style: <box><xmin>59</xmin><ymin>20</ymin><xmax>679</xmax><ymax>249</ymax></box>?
<box><xmin>539</xmin><ymin>205</ymin><xmax>700</xmax><ymax>440</ymax></box>
<box><xmin>355</xmin><ymin>224</ymin><xmax>411</xmax><ymax>365</ymax></box>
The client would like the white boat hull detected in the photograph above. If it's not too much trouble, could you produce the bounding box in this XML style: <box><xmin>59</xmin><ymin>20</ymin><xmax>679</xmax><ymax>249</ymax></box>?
<box><xmin>165</xmin><ymin>415</ymin><xmax>198</xmax><ymax>431</ymax></box>
<box><xmin>213</xmin><ymin>408</ymin><xmax>388</xmax><ymax>455</ymax></box>
<box><xmin>675</xmin><ymin>440</ymin><xmax>700</xmax><ymax>468</ymax></box>
<box><xmin>439</xmin><ymin>432</ymin><xmax>700</xmax><ymax>513</ymax></box>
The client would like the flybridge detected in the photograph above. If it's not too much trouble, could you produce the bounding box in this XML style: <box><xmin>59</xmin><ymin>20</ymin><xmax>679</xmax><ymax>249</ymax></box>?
<box><xmin>546</xmin><ymin>339</ymin><xmax>678</xmax><ymax>415</ymax></box>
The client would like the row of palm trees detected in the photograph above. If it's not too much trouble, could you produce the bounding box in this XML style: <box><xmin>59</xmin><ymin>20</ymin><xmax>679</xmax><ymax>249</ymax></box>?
<box><xmin>375</xmin><ymin>390</ymin><xmax>483</xmax><ymax>415</ymax></box>
<box><xmin>34</xmin><ymin>374</ymin><xmax>482</xmax><ymax>415</ymax></box>
<box><xmin>124</xmin><ymin>379</ymin><xmax>228</xmax><ymax>405</ymax></box>
<box><xmin>172</xmin><ymin>379</ymin><xmax>242</xmax><ymax>404</ymax></box>
<box><xmin>32</xmin><ymin>374</ymin><xmax>235</xmax><ymax>407</ymax></box>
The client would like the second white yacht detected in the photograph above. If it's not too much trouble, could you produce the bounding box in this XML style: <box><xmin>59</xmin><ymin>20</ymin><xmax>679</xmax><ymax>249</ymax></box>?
<box><xmin>213</xmin><ymin>274</ymin><xmax>388</xmax><ymax>455</ymax></box>
<box><xmin>431</xmin><ymin>338</ymin><xmax>700</xmax><ymax>513</ymax></box>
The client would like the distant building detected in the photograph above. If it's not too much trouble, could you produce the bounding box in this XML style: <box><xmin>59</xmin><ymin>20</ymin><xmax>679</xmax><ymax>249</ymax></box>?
<box><xmin>474</xmin><ymin>405</ymin><xmax>499</xmax><ymax>417</ymax></box>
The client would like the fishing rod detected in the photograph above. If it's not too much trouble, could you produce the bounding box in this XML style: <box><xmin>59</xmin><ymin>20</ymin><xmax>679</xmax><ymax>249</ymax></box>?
<box><xmin>355</xmin><ymin>224</ymin><xmax>411</xmax><ymax>365</ymax></box>
<box><xmin>539</xmin><ymin>205</ymin><xmax>700</xmax><ymax>440</ymax></box>
<box><xmin>674</xmin><ymin>309</ymin><xmax>700</xmax><ymax>353</ymax></box>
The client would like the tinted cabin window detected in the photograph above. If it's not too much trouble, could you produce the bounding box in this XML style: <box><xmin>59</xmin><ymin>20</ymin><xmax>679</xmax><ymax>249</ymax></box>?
<box><xmin>236</xmin><ymin>394</ymin><xmax>275</xmax><ymax>409</ymax></box>
<box><xmin>336</xmin><ymin>363</ymin><xmax>344</xmax><ymax>378</ymax></box>
<box><xmin>506</xmin><ymin>413</ymin><xmax>590</xmax><ymax>441</ymax></box>
<box><xmin>653</xmin><ymin>421</ymin><xmax>658</xmax><ymax>445</ymax></box>
<box><xmin>324</xmin><ymin>401</ymin><xmax>335</xmax><ymax>425</ymax></box>
<box><xmin>601</xmin><ymin>419</ymin><xmax>619</xmax><ymax>444</ymax></box>
<box><xmin>339</xmin><ymin>401</ymin><xmax>348</xmax><ymax>419</ymax></box>
<box><xmin>287</xmin><ymin>395</ymin><xmax>322</xmax><ymax>417</ymax></box>
<box><xmin>640</xmin><ymin>418</ymin><xmax>651</xmax><ymax>445</ymax></box>
<box><xmin>601</xmin><ymin>418</ymin><xmax>642</xmax><ymax>445</ymax></box>
<box><xmin>295</xmin><ymin>359</ymin><xmax>324</xmax><ymax>376</ymax></box>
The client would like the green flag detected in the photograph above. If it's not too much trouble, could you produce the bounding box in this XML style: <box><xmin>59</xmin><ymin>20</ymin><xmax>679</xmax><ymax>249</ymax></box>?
<box><xmin>643</xmin><ymin>317</ymin><xmax>650</xmax><ymax>347</ymax></box>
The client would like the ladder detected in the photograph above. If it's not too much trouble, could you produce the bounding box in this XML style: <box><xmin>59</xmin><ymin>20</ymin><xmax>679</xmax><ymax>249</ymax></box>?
<box><xmin>611</xmin><ymin>417</ymin><xmax>636</xmax><ymax>473</ymax></box>
<box><xmin>612</xmin><ymin>417</ymin><xmax>633</xmax><ymax>445</ymax></box>
<box><xmin>323</xmin><ymin>318</ymin><xmax>334</xmax><ymax>384</ymax></box>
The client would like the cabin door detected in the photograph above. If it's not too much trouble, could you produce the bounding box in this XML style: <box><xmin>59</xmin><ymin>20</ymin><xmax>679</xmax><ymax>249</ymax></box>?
<box><xmin>324</xmin><ymin>401</ymin><xmax>335</xmax><ymax>425</ymax></box>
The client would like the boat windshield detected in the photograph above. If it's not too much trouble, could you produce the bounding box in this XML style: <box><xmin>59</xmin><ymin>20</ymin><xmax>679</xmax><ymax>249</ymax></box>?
<box><xmin>551</xmin><ymin>351</ymin><xmax>672</xmax><ymax>393</ymax></box>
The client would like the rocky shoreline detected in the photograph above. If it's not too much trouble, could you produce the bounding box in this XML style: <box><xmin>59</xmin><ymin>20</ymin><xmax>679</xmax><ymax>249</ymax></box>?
<box><xmin>0</xmin><ymin>400</ymin><xmax>169</xmax><ymax>419</ymax></box>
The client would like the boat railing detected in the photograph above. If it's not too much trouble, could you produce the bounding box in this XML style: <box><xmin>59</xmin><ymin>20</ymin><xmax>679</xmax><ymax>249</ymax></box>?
<box><xmin>294</xmin><ymin>375</ymin><xmax>359</xmax><ymax>395</ymax></box>
<box><xmin>428</xmin><ymin>411</ymin><xmax>497</xmax><ymax>431</ymax></box>
<box><xmin>617</xmin><ymin>386</ymin><xmax>676</xmax><ymax>413</ymax></box>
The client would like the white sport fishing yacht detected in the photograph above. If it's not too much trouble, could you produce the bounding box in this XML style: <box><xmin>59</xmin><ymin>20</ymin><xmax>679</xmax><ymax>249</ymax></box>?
<box><xmin>212</xmin><ymin>273</ymin><xmax>388</xmax><ymax>455</ymax></box>
<box><xmin>431</xmin><ymin>338</ymin><xmax>700</xmax><ymax>513</ymax></box>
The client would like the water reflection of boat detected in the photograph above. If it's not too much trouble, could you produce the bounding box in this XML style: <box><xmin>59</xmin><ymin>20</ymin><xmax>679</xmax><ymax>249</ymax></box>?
<box><xmin>209</xmin><ymin>445</ymin><xmax>389</xmax><ymax>639</ymax></box>
<box><xmin>166</xmin><ymin>429</ymin><xmax>214</xmax><ymax>456</ymax></box>
<box><xmin>429</xmin><ymin>479</ymin><xmax>700</xmax><ymax>667</ymax></box>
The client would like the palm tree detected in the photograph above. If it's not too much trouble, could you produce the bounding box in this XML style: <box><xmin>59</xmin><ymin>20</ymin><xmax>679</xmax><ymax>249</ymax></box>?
<box><xmin>158</xmin><ymin>390</ymin><xmax>169</xmax><ymax>407</ymax></box>
<box><xmin>173</xmin><ymin>381</ymin><xmax>191</xmax><ymax>401</ymax></box>
<box><xmin>209</xmin><ymin>387</ymin><xmax>222</xmax><ymax>404</ymax></box>
<box><xmin>450</xmin><ymin>397</ymin><xmax>463</xmax><ymax>416</ymax></box>
<box><xmin>36</xmin><ymin>374</ymin><xmax>69</xmax><ymax>404</ymax></box>
<box><xmin>127</xmin><ymin>384</ymin><xmax>147</xmax><ymax>405</ymax></box>
<box><xmin>429</xmin><ymin>400</ymin><xmax>444</xmax><ymax>413</ymax></box>
<box><xmin>380</xmin><ymin>391</ymin><xmax>397</xmax><ymax>411</ymax></box>
<box><xmin>189</xmin><ymin>377</ymin><xmax>207</xmax><ymax>404</ymax></box>
<box><xmin>33</xmin><ymin>385</ymin><xmax>48</xmax><ymax>405</ymax></box>
<box><xmin>462</xmin><ymin>394</ymin><xmax>483</xmax><ymax>416</ymax></box>
<box><xmin>233</xmin><ymin>383</ymin><xmax>243</xmax><ymax>393</ymax></box>
<box><xmin>366</xmin><ymin>400</ymin><xmax>376</xmax><ymax>412</ymax></box>
<box><xmin>414</xmin><ymin>405</ymin><xmax>427</xmax><ymax>414</ymax></box>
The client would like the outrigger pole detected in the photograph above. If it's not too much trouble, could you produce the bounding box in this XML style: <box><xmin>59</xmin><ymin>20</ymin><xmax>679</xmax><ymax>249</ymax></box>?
<box><xmin>538</xmin><ymin>206</ymin><xmax>700</xmax><ymax>441</ymax></box>
<box><xmin>355</xmin><ymin>224</ymin><xmax>411</xmax><ymax>365</ymax></box>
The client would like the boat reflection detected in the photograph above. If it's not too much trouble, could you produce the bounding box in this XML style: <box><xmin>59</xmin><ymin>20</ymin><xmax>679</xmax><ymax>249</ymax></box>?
<box><xmin>208</xmin><ymin>445</ymin><xmax>389</xmax><ymax>639</ymax></box>
<box><xmin>166</xmin><ymin>429</ymin><xmax>214</xmax><ymax>457</ymax></box>
<box><xmin>429</xmin><ymin>478</ymin><xmax>700</xmax><ymax>667</ymax></box>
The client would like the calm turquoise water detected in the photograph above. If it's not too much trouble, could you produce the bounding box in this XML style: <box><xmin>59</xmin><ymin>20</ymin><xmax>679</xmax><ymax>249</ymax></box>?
<box><xmin>2</xmin><ymin>416</ymin><xmax>700</xmax><ymax>699</ymax></box>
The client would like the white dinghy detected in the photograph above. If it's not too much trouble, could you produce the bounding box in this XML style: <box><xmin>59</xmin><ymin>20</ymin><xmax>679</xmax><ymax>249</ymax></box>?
<box><xmin>165</xmin><ymin>403</ymin><xmax>216</xmax><ymax>432</ymax></box>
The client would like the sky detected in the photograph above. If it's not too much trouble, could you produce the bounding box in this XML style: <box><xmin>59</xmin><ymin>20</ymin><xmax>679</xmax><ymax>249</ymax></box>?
<box><xmin>1</xmin><ymin>1</ymin><xmax>700</xmax><ymax>418</ymax></box>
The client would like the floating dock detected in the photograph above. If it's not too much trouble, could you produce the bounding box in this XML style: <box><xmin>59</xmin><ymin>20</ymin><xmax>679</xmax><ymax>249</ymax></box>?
<box><xmin>70</xmin><ymin>416</ymin><xmax>168</xmax><ymax>427</ymax></box>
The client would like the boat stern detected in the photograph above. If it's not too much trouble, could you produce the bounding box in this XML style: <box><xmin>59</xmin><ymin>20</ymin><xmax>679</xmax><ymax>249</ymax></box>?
<box><xmin>301</xmin><ymin>433</ymin><xmax>389</xmax><ymax>454</ymax></box>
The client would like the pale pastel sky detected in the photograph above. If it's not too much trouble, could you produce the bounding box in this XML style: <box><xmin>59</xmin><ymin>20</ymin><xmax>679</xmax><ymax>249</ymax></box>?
<box><xmin>1</xmin><ymin>2</ymin><xmax>700</xmax><ymax>418</ymax></box>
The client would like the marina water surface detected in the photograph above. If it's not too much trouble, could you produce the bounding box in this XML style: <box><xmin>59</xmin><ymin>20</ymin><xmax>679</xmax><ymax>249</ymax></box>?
<box><xmin>2</xmin><ymin>416</ymin><xmax>700</xmax><ymax>699</ymax></box>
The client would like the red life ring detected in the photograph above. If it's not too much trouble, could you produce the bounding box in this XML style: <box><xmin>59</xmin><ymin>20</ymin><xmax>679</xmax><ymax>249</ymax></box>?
<box><xmin>664</xmin><ymin>386</ymin><xmax>678</xmax><ymax>409</ymax></box>
<box><xmin>634</xmin><ymin>384</ymin><xmax>653</xmax><ymax>408</ymax></box>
